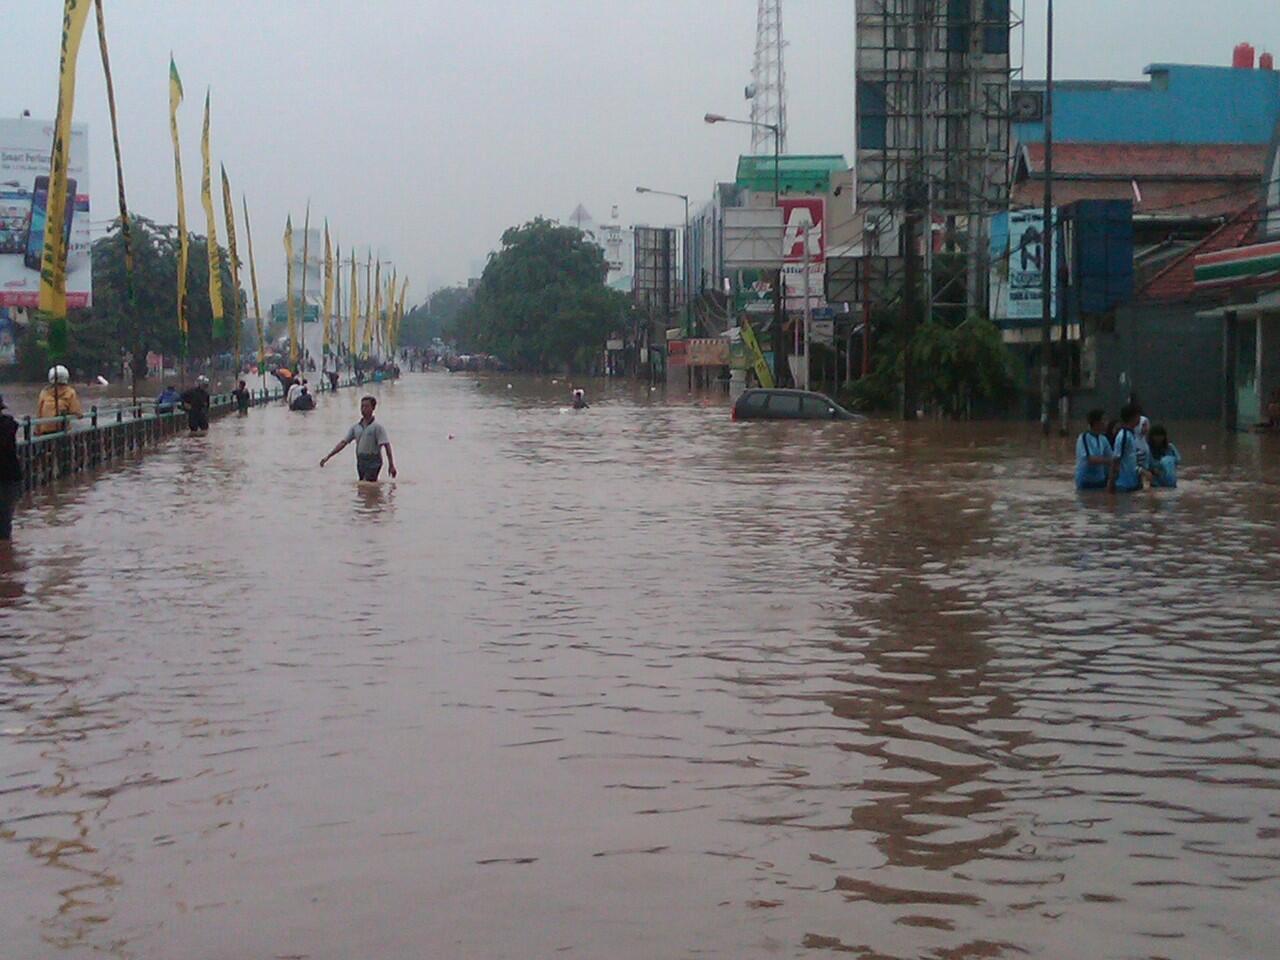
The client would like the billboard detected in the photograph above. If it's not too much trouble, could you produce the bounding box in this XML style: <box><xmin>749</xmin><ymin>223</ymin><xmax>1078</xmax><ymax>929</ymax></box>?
<box><xmin>780</xmin><ymin>198</ymin><xmax>824</xmax><ymax>310</ymax></box>
<box><xmin>989</xmin><ymin>209</ymin><xmax>1057</xmax><ymax>322</ymax></box>
<box><xmin>0</xmin><ymin>117</ymin><xmax>91</xmax><ymax>308</ymax></box>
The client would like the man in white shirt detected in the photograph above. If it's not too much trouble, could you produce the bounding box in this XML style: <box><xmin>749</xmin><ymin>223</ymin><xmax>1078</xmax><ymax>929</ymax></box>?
<box><xmin>319</xmin><ymin>395</ymin><xmax>397</xmax><ymax>481</ymax></box>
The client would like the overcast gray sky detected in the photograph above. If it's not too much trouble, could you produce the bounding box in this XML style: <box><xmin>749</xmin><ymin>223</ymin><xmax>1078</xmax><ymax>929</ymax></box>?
<box><xmin>7</xmin><ymin>1</ymin><xmax>1278</xmax><ymax>304</ymax></box>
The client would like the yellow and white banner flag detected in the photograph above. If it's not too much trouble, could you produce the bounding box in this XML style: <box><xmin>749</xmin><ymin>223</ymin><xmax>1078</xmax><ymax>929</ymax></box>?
<box><xmin>371</xmin><ymin>260</ymin><xmax>382</xmax><ymax>355</ymax></box>
<box><xmin>201</xmin><ymin>91</ymin><xmax>224</xmax><ymax>336</ymax></box>
<box><xmin>349</xmin><ymin>252</ymin><xmax>359</xmax><ymax>355</ymax></box>
<box><xmin>169</xmin><ymin>56</ymin><xmax>188</xmax><ymax>341</ymax></box>
<box><xmin>284</xmin><ymin>216</ymin><xmax>296</xmax><ymax>366</ymax></box>
<box><xmin>220</xmin><ymin>165</ymin><xmax>242</xmax><ymax>370</ymax></box>
<box><xmin>362</xmin><ymin>252</ymin><xmax>373</xmax><ymax>356</ymax></box>
<box><xmin>322</xmin><ymin>223</ymin><xmax>334</xmax><ymax>355</ymax></box>
<box><xmin>95</xmin><ymin>0</ymin><xmax>133</xmax><ymax>284</ymax></box>
<box><xmin>241</xmin><ymin>196</ymin><xmax>265</xmax><ymax>369</ymax></box>
<box><xmin>39</xmin><ymin>0</ymin><xmax>93</xmax><ymax>319</ymax></box>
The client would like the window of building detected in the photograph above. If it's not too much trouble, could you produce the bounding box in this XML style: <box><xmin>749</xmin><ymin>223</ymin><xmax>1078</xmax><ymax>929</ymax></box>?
<box><xmin>983</xmin><ymin>0</ymin><xmax>1010</xmax><ymax>54</ymax></box>
<box><xmin>857</xmin><ymin>80</ymin><xmax>887</xmax><ymax>151</ymax></box>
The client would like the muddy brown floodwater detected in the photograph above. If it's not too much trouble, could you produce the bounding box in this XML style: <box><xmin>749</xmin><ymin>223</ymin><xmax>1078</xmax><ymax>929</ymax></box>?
<box><xmin>1</xmin><ymin>373</ymin><xmax>1277</xmax><ymax>959</ymax></box>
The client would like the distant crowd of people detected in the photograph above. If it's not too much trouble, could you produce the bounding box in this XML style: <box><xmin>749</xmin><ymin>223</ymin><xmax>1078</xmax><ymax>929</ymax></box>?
<box><xmin>1075</xmin><ymin>398</ymin><xmax>1180</xmax><ymax>492</ymax></box>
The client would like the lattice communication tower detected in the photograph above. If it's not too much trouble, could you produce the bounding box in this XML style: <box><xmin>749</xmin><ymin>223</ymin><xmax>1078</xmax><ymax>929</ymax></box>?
<box><xmin>749</xmin><ymin>0</ymin><xmax>789</xmax><ymax>154</ymax></box>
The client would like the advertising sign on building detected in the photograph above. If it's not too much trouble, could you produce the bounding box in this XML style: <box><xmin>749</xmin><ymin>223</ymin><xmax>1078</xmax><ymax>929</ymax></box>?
<box><xmin>780</xmin><ymin>198</ymin><xmax>825</xmax><ymax>310</ymax></box>
<box><xmin>989</xmin><ymin>209</ymin><xmax>1057</xmax><ymax>322</ymax></box>
<box><xmin>0</xmin><ymin>117</ymin><xmax>91</xmax><ymax>308</ymax></box>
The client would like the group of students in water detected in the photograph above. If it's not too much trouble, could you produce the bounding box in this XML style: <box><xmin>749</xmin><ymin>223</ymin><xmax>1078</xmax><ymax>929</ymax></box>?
<box><xmin>1075</xmin><ymin>401</ymin><xmax>1180</xmax><ymax>492</ymax></box>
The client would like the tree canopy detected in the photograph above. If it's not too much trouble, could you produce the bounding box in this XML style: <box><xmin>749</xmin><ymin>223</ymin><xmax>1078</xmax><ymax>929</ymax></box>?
<box><xmin>54</xmin><ymin>216</ymin><xmax>241</xmax><ymax>379</ymax></box>
<box><xmin>453</xmin><ymin>218</ymin><xmax>629</xmax><ymax>373</ymax></box>
<box><xmin>399</xmin><ymin>285</ymin><xmax>472</xmax><ymax>347</ymax></box>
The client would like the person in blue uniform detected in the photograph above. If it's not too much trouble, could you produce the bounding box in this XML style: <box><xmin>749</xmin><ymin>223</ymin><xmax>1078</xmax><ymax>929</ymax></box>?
<box><xmin>1147</xmin><ymin>425</ymin><xmax>1181</xmax><ymax>488</ymax></box>
<box><xmin>1074</xmin><ymin>409</ymin><xmax>1112</xmax><ymax>490</ymax></box>
<box><xmin>1108</xmin><ymin>404</ymin><xmax>1143</xmax><ymax>493</ymax></box>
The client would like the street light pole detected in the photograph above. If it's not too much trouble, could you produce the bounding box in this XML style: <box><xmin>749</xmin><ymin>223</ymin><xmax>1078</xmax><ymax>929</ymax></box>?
<box><xmin>1040</xmin><ymin>0</ymin><xmax>1055</xmax><ymax>434</ymax></box>
<box><xmin>704</xmin><ymin>112</ymin><xmax>785</xmax><ymax>385</ymax></box>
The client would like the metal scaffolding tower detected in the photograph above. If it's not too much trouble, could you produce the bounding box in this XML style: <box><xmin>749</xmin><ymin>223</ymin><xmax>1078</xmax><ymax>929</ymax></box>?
<box><xmin>749</xmin><ymin>0</ymin><xmax>788</xmax><ymax>155</ymax></box>
<box><xmin>855</xmin><ymin>0</ymin><xmax>1016</xmax><ymax>321</ymax></box>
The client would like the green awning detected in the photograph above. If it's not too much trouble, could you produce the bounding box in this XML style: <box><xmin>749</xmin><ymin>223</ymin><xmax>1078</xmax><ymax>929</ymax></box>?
<box><xmin>734</xmin><ymin>154</ymin><xmax>848</xmax><ymax>195</ymax></box>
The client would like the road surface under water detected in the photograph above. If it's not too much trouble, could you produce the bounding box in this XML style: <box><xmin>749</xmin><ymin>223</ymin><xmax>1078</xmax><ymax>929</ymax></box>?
<box><xmin>1</xmin><ymin>373</ymin><xmax>1277</xmax><ymax>959</ymax></box>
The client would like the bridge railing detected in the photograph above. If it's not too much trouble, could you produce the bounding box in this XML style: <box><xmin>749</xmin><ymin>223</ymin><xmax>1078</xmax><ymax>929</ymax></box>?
<box><xmin>15</xmin><ymin>375</ymin><xmax>362</xmax><ymax>493</ymax></box>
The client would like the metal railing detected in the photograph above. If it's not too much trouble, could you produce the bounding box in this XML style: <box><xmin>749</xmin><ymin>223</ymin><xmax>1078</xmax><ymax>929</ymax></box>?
<box><xmin>15</xmin><ymin>375</ymin><xmax>361</xmax><ymax>493</ymax></box>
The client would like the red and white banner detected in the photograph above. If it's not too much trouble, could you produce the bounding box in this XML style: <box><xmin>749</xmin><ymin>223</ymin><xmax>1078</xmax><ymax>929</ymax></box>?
<box><xmin>780</xmin><ymin>197</ymin><xmax>824</xmax><ymax>310</ymax></box>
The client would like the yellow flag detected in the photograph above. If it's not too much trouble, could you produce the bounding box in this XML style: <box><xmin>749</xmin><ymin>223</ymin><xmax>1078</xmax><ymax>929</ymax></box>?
<box><xmin>94</xmin><ymin>0</ymin><xmax>133</xmax><ymax>286</ymax></box>
<box><xmin>362</xmin><ymin>252</ymin><xmax>373</xmax><ymax>356</ymax></box>
<box><xmin>299</xmin><ymin>202</ymin><xmax>310</xmax><ymax>332</ymax></box>
<box><xmin>385</xmin><ymin>269</ymin><xmax>396</xmax><ymax>352</ymax></box>
<box><xmin>322</xmin><ymin>223</ymin><xmax>333</xmax><ymax>356</ymax></box>
<box><xmin>371</xmin><ymin>260</ymin><xmax>382</xmax><ymax>356</ymax></box>
<box><xmin>200</xmin><ymin>91</ymin><xmax>224</xmax><ymax>338</ymax></box>
<box><xmin>220</xmin><ymin>165</ymin><xmax>242</xmax><ymax>372</ymax></box>
<box><xmin>169</xmin><ymin>56</ymin><xmax>188</xmax><ymax>343</ymax></box>
<box><xmin>39</xmin><ymin>0</ymin><xmax>93</xmax><ymax>318</ymax></box>
<box><xmin>333</xmin><ymin>243</ymin><xmax>342</xmax><ymax>359</ymax></box>
<box><xmin>284</xmin><ymin>216</ymin><xmax>296</xmax><ymax>366</ymax></box>
<box><xmin>396</xmin><ymin>277</ymin><xmax>409</xmax><ymax>350</ymax></box>
<box><xmin>349</xmin><ymin>252</ymin><xmax>359</xmax><ymax>356</ymax></box>
<box><xmin>241</xmin><ymin>196</ymin><xmax>265</xmax><ymax>369</ymax></box>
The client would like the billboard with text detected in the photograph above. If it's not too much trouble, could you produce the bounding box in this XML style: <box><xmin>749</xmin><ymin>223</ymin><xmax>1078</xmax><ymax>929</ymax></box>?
<box><xmin>0</xmin><ymin>117</ymin><xmax>91</xmax><ymax>308</ymax></box>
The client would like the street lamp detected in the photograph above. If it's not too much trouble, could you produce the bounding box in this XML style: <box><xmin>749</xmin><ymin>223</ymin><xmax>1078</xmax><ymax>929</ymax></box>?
<box><xmin>705</xmin><ymin>111</ymin><xmax>785</xmax><ymax>386</ymax></box>
<box><xmin>703</xmin><ymin>113</ymin><xmax>780</xmax><ymax>204</ymax></box>
<box><xmin>636</xmin><ymin>186</ymin><xmax>691</xmax><ymax>336</ymax></box>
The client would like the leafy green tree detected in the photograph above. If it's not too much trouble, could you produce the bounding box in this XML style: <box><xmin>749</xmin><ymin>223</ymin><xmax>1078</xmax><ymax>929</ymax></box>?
<box><xmin>400</xmin><ymin>285</ymin><xmax>472</xmax><ymax>347</ymax></box>
<box><xmin>455</xmin><ymin>218</ymin><xmax>628</xmax><ymax>373</ymax></box>
<box><xmin>845</xmin><ymin>313</ymin><xmax>1017</xmax><ymax>417</ymax></box>
<box><xmin>67</xmin><ymin>216</ymin><xmax>239</xmax><ymax>380</ymax></box>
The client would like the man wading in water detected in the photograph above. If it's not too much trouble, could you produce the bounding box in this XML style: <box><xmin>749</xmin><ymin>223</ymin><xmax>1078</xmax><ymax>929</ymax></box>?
<box><xmin>320</xmin><ymin>395</ymin><xmax>397</xmax><ymax>481</ymax></box>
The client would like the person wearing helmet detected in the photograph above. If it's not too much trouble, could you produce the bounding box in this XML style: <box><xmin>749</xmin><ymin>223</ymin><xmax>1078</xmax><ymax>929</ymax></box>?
<box><xmin>180</xmin><ymin>376</ymin><xmax>212</xmax><ymax>432</ymax></box>
<box><xmin>35</xmin><ymin>365</ymin><xmax>83</xmax><ymax>436</ymax></box>
<box><xmin>571</xmin><ymin>388</ymin><xmax>589</xmax><ymax>410</ymax></box>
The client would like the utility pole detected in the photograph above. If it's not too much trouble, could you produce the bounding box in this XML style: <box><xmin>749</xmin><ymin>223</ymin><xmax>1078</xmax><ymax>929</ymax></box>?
<box><xmin>1040</xmin><ymin>0</ymin><xmax>1055</xmax><ymax>433</ymax></box>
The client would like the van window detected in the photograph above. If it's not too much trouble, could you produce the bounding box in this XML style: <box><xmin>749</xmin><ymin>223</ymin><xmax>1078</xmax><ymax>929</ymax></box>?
<box><xmin>741</xmin><ymin>392</ymin><xmax>769</xmax><ymax>412</ymax></box>
<box><xmin>767</xmin><ymin>394</ymin><xmax>802</xmax><ymax>416</ymax></box>
<box><xmin>801</xmin><ymin>396</ymin><xmax>831</xmax><ymax>417</ymax></box>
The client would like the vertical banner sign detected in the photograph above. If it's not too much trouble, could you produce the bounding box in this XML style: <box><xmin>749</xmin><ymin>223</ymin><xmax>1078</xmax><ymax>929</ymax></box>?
<box><xmin>349</xmin><ymin>253</ymin><xmax>359</xmax><ymax>355</ymax></box>
<box><xmin>371</xmin><ymin>260</ymin><xmax>382</xmax><ymax>356</ymax></box>
<box><xmin>95</xmin><ymin>0</ymin><xmax>132</xmax><ymax>299</ymax></box>
<box><xmin>298</xmin><ymin>204</ymin><xmax>310</xmax><ymax>364</ymax></box>
<box><xmin>322</xmin><ymin>223</ymin><xmax>333</xmax><ymax>355</ymax></box>
<box><xmin>169</xmin><ymin>57</ymin><xmax>188</xmax><ymax>346</ymax></box>
<box><xmin>241</xmin><ymin>196</ymin><xmax>265</xmax><ymax>370</ymax></box>
<box><xmin>362</xmin><ymin>252</ymin><xmax>372</xmax><ymax>355</ymax></box>
<box><xmin>333</xmin><ymin>243</ymin><xmax>342</xmax><ymax>358</ymax></box>
<box><xmin>220</xmin><ymin>166</ymin><xmax>242</xmax><ymax>372</ymax></box>
<box><xmin>396</xmin><ymin>278</ymin><xmax>408</xmax><ymax>351</ymax></box>
<box><xmin>39</xmin><ymin>0</ymin><xmax>93</xmax><ymax>329</ymax></box>
<box><xmin>200</xmin><ymin>91</ymin><xmax>224</xmax><ymax>338</ymax></box>
<box><xmin>779</xmin><ymin>197</ymin><xmax>825</xmax><ymax>311</ymax></box>
<box><xmin>284</xmin><ymin>215</ymin><xmax>296</xmax><ymax>365</ymax></box>
<box><xmin>383</xmin><ymin>268</ymin><xmax>394</xmax><ymax>351</ymax></box>
<box><xmin>987</xmin><ymin>209</ymin><xmax>1057</xmax><ymax>321</ymax></box>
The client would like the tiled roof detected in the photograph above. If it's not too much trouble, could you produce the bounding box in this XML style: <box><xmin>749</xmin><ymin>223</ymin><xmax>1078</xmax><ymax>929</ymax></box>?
<box><xmin>1019</xmin><ymin>142</ymin><xmax>1269</xmax><ymax>179</ymax></box>
<box><xmin>1138</xmin><ymin>202</ymin><xmax>1262</xmax><ymax>302</ymax></box>
<box><xmin>1010</xmin><ymin>178</ymin><xmax>1258</xmax><ymax>218</ymax></box>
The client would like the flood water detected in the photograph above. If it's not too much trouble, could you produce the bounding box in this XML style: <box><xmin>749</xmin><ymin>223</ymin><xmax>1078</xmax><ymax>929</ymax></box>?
<box><xmin>1</xmin><ymin>373</ymin><xmax>1277</xmax><ymax>959</ymax></box>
